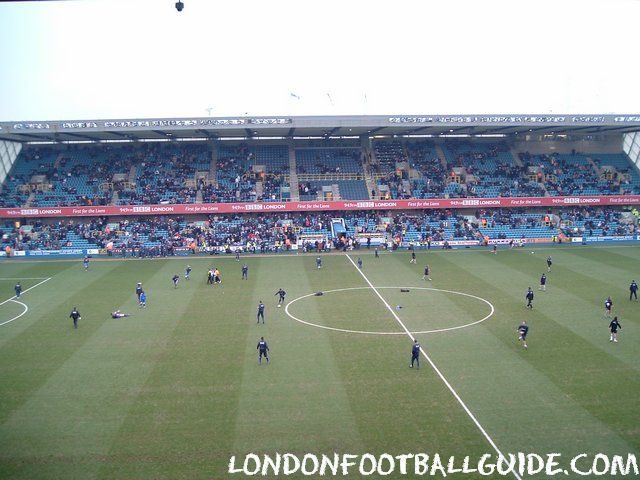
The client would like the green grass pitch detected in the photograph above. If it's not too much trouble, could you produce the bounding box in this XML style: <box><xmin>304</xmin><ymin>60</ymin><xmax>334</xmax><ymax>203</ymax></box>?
<box><xmin>0</xmin><ymin>245</ymin><xmax>639</xmax><ymax>479</ymax></box>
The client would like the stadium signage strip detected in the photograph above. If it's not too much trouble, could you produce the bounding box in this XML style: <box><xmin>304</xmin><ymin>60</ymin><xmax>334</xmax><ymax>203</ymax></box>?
<box><xmin>1</xmin><ymin>195</ymin><xmax>640</xmax><ymax>218</ymax></box>
<box><xmin>4</xmin><ymin>114</ymin><xmax>640</xmax><ymax>132</ymax></box>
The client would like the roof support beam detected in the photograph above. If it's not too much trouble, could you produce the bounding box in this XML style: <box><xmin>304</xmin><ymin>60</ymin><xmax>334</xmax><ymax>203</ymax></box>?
<box><xmin>62</xmin><ymin>132</ymin><xmax>99</xmax><ymax>141</ymax></box>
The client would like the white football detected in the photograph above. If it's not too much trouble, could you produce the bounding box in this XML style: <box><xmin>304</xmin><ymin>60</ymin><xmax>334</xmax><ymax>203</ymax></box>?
<box><xmin>277</xmin><ymin>304</ymin><xmax>281</xmax><ymax>308</ymax></box>
<box><xmin>531</xmin><ymin>251</ymin><xmax>534</xmax><ymax>254</ymax></box>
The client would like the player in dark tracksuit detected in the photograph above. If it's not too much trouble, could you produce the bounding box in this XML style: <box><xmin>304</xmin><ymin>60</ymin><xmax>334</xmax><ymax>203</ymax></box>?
<box><xmin>83</xmin><ymin>256</ymin><xmax>90</xmax><ymax>271</ymax></box>
<box><xmin>185</xmin><ymin>265</ymin><xmax>192</xmax><ymax>280</ymax></box>
<box><xmin>605</xmin><ymin>296</ymin><xmax>613</xmax><ymax>317</ymax></box>
<box><xmin>136</xmin><ymin>283</ymin><xmax>143</xmax><ymax>301</ymax></box>
<box><xmin>14</xmin><ymin>282</ymin><xmax>21</xmax><ymax>298</ymax></box>
<box><xmin>547</xmin><ymin>256</ymin><xmax>552</xmax><ymax>272</ymax></box>
<box><xmin>539</xmin><ymin>274</ymin><xmax>547</xmax><ymax>291</ymax></box>
<box><xmin>375</xmin><ymin>247</ymin><xmax>379</xmax><ymax>258</ymax></box>
<box><xmin>422</xmin><ymin>265</ymin><xmax>431</xmax><ymax>281</ymax></box>
<box><xmin>275</xmin><ymin>289</ymin><xmax>286</xmax><ymax>306</ymax></box>
<box><xmin>630</xmin><ymin>281</ymin><xmax>638</xmax><ymax>301</ymax></box>
<box><xmin>257</xmin><ymin>336</ymin><xmax>269</xmax><ymax>364</ymax></box>
<box><xmin>316</xmin><ymin>256</ymin><xmax>322</xmax><ymax>269</ymax></box>
<box><xmin>609</xmin><ymin>316</ymin><xmax>621</xmax><ymax>342</ymax></box>
<box><xmin>242</xmin><ymin>264</ymin><xmax>248</xmax><ymax>280</ymax></box>
<box><xmin>172</xmin><ymin>274</ymin><xmax>179</xmax><ymax>288</ymax></box>
<box><xmin>526</xmin><ymin>288</ymin><xmax>534</xmax><ymax>309</ymax></box>
<box><xmin>69</xmin><ymin>307</ymin><xmax>81</xmax><ymax>329</ymax></box>
<box><xmin>357</xmin><ymin>257</ymin><xmax>363</xmax><ymax>269</ymax></box>
<box><xmin>410</xmin><ymin>339</ymin><xmax>421</xmax><ymax>369</ymax></box>
<box><xmin>517</xmin><ymin>321</ymin><xmax>529</xmax><ymax>349</ymax></box>
<box><xmin>256</xmin><ymin>301</ymin><xmax>265</xmax><ymax>324</ymax></box>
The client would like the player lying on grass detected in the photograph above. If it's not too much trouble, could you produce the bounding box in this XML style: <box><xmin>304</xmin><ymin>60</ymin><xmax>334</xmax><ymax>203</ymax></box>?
<box><xmin>111</xmin><ymin>310</ymin><xmax>132</xmax><ymax>318</ymax></box>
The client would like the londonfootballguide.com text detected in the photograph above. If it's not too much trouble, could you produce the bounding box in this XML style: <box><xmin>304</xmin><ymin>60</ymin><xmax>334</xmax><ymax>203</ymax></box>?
<box><xmin>228</xmin><ymin>452</ymin><xmax>638</xmax><ymax>477</ymax></box>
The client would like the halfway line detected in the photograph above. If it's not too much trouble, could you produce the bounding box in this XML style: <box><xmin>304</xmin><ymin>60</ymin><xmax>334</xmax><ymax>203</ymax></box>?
<box><xmin>344</xmin><ymin>254</ymin><xmax>522</xmax><ymax>480</ymax></box>
<box><xmin>0</xmin><ymin>277</ymin><xmax>52</xmax><ymax>326</ymax></box>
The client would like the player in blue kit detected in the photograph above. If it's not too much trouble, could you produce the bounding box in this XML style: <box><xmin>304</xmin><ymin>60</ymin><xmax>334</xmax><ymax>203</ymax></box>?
<box><xmin>257</xmin><ymin>336</ymin><xmax>269</xmax><ymax>364</ymax></box>
<box><xmin>69</xmin><ymin>307</ymin><xmax>81</xmax><ymax>329</ymax></box>
<box><xmin>517</xmin><ymin>321</ymin><xmax>529</xmax><ymax>349</ymax></box>
<box><xmin>422</xmin><ymin>265</ymin><xmax>431</xmax><ymax>281</ymax></box>
<box><xmin>256</xmin><ymin>301</ymin><xmax>265</xmax><ymax>324</ymax></box>
<box><xmin>83</xmin><ymin>256</ymin><xmax>90</xmax><ymax>271</ymax></box>
<box><xmin>609</xmin><ymin>316</ymin><xmax>621</xmax><ymax>343</ymax></box>
<box><xmin>275</xmin><ymin>288</ymin><xmax>286</xmax><ymax>307</ymax></box>
<box><xmin>604</xmin><ymin>296</ymin><xmax>613</xmax><ymax>317</ymax></box>
<box><xmin>526</xmin><ymin>287</ymin><xmax>534</xmax><ymax>309</ymax></box>
<box><xmin>409</xmin><ymin>339</ymin><xmax>421</xmax><ymax>369</ymax></box>
<box><xmin>139</xmin><ymin>291</ymin><xmax>147</xmax><ymax>308</ymax></box>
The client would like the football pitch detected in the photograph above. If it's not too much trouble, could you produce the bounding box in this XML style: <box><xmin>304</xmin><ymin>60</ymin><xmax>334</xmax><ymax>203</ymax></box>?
<box><xmin>0</xmin><ymin>245</ymin><xmax>639</xmax><ymax>479</ymax></box>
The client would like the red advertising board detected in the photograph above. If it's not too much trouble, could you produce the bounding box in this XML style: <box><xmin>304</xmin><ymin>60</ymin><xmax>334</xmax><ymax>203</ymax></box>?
<box><xmin>1</xmin><ymin>195</ymin><xmax>639</xmax><ymax>218</ymax></box>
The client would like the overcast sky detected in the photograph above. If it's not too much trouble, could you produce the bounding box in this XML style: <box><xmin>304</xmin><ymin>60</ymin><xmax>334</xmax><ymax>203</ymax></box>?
<box><xmin>0</xmin><ymin>0</ymin><xmax>638</xmax><ymax>121</ymax></box>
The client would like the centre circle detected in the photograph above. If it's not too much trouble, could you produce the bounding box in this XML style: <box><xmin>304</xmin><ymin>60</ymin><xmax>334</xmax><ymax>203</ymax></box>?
<box><xmin>284</xmin><ymin>286</ymin><xmax>495</xmax><ymax>336</ymax></box>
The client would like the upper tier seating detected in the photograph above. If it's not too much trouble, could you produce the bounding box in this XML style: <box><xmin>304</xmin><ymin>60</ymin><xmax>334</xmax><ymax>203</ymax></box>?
<box><xmin>296</xmin><ymin>148</ymin><xmax>363</xmax><ymax>174</ymax></box>
<box><xmin>2</xmin><ymin>144</ymin><xmax>640</xmax><ymax>208</ymax></box>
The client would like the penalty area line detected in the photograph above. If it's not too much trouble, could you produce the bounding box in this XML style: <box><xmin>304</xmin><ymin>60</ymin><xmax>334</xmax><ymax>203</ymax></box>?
<box><xmin>344</xmin><ymin>254</ymin><xmax>522</xmax><ymax>480</ymax></box>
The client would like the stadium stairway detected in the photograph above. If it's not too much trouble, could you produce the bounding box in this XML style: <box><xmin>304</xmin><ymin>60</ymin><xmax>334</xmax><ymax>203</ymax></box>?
<box><xmin>363</xmin><ymin>163</ymin><xmax>377</xmax><ymax>199</ymax></box>
<box><xmin>434</xmin><ymin>145</ymin><xmax>449</xmax><ymax>170</ymax></box>
<box><xmin>25</xmin><ymin>191</ymin><xmax>36</xmax><ymax>207</ymax></box>
<box><xmin>586</xmin><ymin>156</ymin><xmax>602</xmax><ymax>176</ymax></box>
<box><xmin>362</xmin><ymin>148</ymin><xmax>380</xmax><ymax>199</ymax></box>
<box><xmin>509</xmin><ymin>147</ymin><xmax>524</xmax><ymax>167</ymax></box>
<box><xmin>127</xmin><ymin>165</ymin><xmax>137</xmax><ymax>184</ymax></box>
<box><xmin>53</xmin><ymin>152</ymin><xmax>64</xmax><ymax>169</ymax></box>
<box><xmin>209</xmin><ymin>147</ymin><xmax>218</xmax><ymax>187</ymax></box>
<box><xmin>288</xmin><ymin>144</ymin><xmax>300</xmax><ymax>201</ymax></box>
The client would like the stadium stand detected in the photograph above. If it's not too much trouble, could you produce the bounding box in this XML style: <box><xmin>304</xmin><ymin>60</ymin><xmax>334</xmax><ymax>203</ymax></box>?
<box><xmin>3</xmin><ymin>143</ymin><xmax>640</xmax><ymax>208</ymax></box>
<box><xmin>3</xmin><ymin>206</ymin><xmax>637</xmax><ymax>254</ymax></box>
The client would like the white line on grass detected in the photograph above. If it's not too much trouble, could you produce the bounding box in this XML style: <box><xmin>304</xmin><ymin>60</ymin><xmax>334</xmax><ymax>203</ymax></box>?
<box><xmin>0</xmin><ymin>299</ymin><xmax>29</xmax><ymax>327</ymax></box>
<box><xmin>285</xmin><ymin>286</ymin><xmax>494</xmax><ymax>335</ymax></box>
<box><xmin>0</xmin><ymin>277</ymin><xmax>52</xmax><ymax>327</ymax></box>
<box><xmin>0</xmin><ymin>277</ymin><xmax>50</xmax><ymax>280</ymax></box>
<box><xmin>345</xmin><ymin>254</ymin><xmax>523</xmax><ymax>480</ymax></box>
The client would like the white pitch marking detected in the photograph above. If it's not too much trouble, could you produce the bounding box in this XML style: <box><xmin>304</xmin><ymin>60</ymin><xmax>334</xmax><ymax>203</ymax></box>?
<box><xmin>0</xmin><ymin>299</ymin><xmax>29</xmax><ymax>327</ymax></box>
<box><xmin>0</xmin><ymin>277</ymin><xmax>52</xmax><ymax>327</ymax></box>
<box><xmin>344</xmin><ymin>254</ymin><xmax>522</xmax><ymax>480</ymax></box>
<box><xmin>0</xmin><ymin>277</ymin><xmax>50</xmax><ymax>280</ymax></box>
<box><xmin>284</xmin><ymin>286</ymin><xmax>494</xmax><ymax>335</ymax></box>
